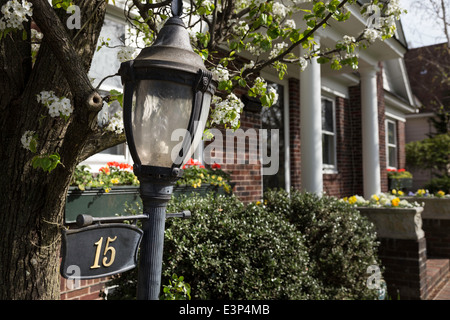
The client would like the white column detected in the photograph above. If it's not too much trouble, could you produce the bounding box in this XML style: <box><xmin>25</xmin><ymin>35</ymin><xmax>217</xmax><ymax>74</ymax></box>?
<box><xmin>300</xmin><ymin>37</ymin><xmax>323</xmax><ymax>194</ymax></box>
<box><xmin>360</xmin><ymin>67</ymin><xmax>381</xmax><ymax>198</ymax></box>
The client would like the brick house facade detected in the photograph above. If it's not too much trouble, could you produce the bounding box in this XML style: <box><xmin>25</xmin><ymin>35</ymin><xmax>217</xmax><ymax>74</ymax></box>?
<box><xmin>212</xmin><ymin>58</ymin><xmax>413</xmax><ymax>204</ymax></box>
<box><xmin>64</xmin><ymin>1</ymin><xmax>417</xmax><ymax>299</ymax></box>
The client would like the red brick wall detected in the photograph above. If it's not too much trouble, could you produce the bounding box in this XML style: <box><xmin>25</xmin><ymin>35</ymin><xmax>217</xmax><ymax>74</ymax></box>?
<box><xmin>323</xmin><ymin>96</ymin><xmax>360</xmax><ymax>197</ymax></box>
<box><xmin>397</xmin><ymin>120</ymin><xmax>406</xmax><ymax>170</ymax></box>
<box><xmin>224</xmin><ymin>108</ymin><xmax>263</xmax><ymax>203</ymax></box>
<box><xmin>377</xmin><ymin>63</ymin><xmax>388</xmax><ymax>193</ymax></box>
<box><xmin>60</xmin><ymin>276</ymin><xmax>109</xmax><ymax>300</ymax></box>
<box><xmin>288</xmin><ymin>77</ymin><xmax>302</xmax><ymax>190</ymax></box>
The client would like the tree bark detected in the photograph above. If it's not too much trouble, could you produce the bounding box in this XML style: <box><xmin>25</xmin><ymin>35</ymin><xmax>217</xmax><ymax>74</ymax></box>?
<box><xmin>0</xmin><ymin>0</ymin><xmax>107</xmax><ymax>299</ymax></box>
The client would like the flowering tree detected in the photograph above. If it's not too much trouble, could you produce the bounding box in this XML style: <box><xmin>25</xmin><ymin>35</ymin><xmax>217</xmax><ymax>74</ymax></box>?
<box><xmin>0</xmin><ymin>0</ymin><xmax>404</xmax><ymax>299</ymax></box>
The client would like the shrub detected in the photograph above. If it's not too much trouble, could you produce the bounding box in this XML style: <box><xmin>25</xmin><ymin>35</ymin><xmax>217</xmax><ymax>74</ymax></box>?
<box><xmin>163</xmin><ymin>193</ymin><xmax>322</xmax><ymax>300</ymax></box>
<box><xmin>264</xmin><ymin>189</ymin><xmax>381</xmax><ymax>300</ymax></box>
<box><xmin>425</xmin><ymin>175</ymin><xmax>450</xmax><ymax>194</ymax></box>
<box><xmin>105</xmin><ymin>190</ymin><xmax>381</xmax><ymax>300</ymax></box>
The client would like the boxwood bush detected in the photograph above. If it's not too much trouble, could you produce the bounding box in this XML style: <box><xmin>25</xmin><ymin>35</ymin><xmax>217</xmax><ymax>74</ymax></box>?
<box><xmin>163</xmin><ymin>193</ymin><xmax>322</xmax><ymax>299</ymax></box>
<box><xmin>264</xmin><ymin>189</ymin><xmax>381</xmax><ymax>300</ymax></box>
<box><xmin>105</xmin><ymin>189</ymin><xmax>381</xmax><ymax>300</ymax></box>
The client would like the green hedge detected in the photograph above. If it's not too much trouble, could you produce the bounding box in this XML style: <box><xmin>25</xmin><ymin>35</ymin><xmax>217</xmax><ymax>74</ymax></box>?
<box><xmin>105</xmin><ymin>190</ymin><xmax>381</xmax><ymax>300</ymax></box>
<box><xmin>264</xmin><ymin>189</ymin><xmax>381</xmax><ymax>300</ymax></box>
<box><xmin>164</xmin><ymin>193</ymin><xmax>322</xmax><ymax>299</ymax></box>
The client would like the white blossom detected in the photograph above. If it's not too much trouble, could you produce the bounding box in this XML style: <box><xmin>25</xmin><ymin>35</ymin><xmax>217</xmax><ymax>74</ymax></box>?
<box><xmin>21</xmin><ymin>130</ymin><xmax>35</xmax><ymax>151</ymax></box>
<box><xmin>267</xmin><ymin>86</ymin><xmax>279</xmax><ymax>105</ymax></box>
<box><xmin>0</xmin><ymin>0</ymin><xmax>33</xmax><ymax>31</ymax></box>
<box><xmin>272</xmin><ymin>2</ymin><xmax>288</xmax><ymax>18</ymax></box>
<box><xmin>212</xmin><ymin>64</ymin><xmax>230</xmax><ymax>82</ymax></box>
<box><xmin>105</xmin><ymin>111</ymin><xmax>124</xmax><ymax>134</ymax></box>
<box><xmin>284</xmin><ymin>19</ymin><xmax>296</xmax><ymax>30</ymax></box>
<box><xmin>117</xmin><ymin>46</ymin><xmax>137</xmax><ymax>63</ymax></box>
<box><xmin>299</xmin><ymin>57</ymin><xmax>308</xmax><ymax>71</ymax></box>
<box><xmin>211</xmin><ymin>93</ymin><xmax>244</xmax><ymax>129</ymax></box>
<box><xmin>269</xmin><ymin>42</ymin><xmax>288</xmax><ymax>59</ymax></box>
<box><xmin>37</xmin><ymin>91</ymin><xmax>73</xmax><ymax>118</ymax></box>
<box><xmin>242</xmin><ymin>60</ymin><xmax>255</xmax><ymax>72</ymax></box>
<box><xmin>363</xmin><ymin>28</ymin><xmax>381</xmax><ymax>43</ymax></box>
<box><xmin>342</xmin><ymin>35</ymin><xmax>355</xmax><ymax>45</ymax></box>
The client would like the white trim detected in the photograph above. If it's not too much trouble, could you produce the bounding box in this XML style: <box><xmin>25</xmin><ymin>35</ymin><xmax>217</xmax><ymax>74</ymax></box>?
<box><xmin>385</xmin><ymin>119</ymin><xmax>398</xmax><ymax>169</ymax></box>
<box><xmin>321</xmin><ymin>96</ymin><xmax>338</xmax><ymax>173</ymax></box>
<box><xmin>405</xmin><ymin>112</ymin><xmax>436</xmax><ymax>119</ymax></box>
<box><xmin>385</xmin><ymin>111</ymin><xmax>406</xmax><ymax>123</ymax></box>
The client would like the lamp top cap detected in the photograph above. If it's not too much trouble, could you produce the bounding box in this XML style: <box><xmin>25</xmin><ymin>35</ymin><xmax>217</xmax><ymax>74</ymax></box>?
<box><xmin>131</xmin><ymin>0</ymin><xmax>208</xmax><ymax>75</ymax></box>
<box><xmin>172</xmin><ymin>0</ymin><xmax>183</xmax><ymax>17</ymax></box>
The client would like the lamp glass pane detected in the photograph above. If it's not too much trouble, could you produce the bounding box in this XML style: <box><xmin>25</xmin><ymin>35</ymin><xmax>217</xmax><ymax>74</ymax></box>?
<box><xmin>132</xmin><ymin>80</ymin><xmax>193</xmax><ymax>167</ymax></box>
<box><xmin>182</xmin><ymin>92</ymin><xmax>212</xmax><ymax>166</ymax></box>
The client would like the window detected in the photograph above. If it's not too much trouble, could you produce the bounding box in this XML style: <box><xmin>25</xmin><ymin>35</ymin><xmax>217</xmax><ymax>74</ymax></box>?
<box><xmin>322</xmin><ymin>97</ymin><xmax>337</xmax><ymax>171</ymax></box>
<box><xmin>386</xmin><ymin>119</ymin><xmax>397</xmax><ymax>168</ymax></box>
<box><xmin>81</xmin><ymin>14</ymin><xmax>131</xmax><ymax>171</ymax></box>
<box><xmin>262</xmin><ymin>82</ymin><xmax>286</xmax><ymax>190</ymax></box>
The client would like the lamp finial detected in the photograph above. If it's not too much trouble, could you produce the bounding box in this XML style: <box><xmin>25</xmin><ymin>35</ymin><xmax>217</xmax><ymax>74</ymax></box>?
<box><xmin>171</xmin><ymin>0</ymin><xmax>183</xmax><ymax>17</ymax></box>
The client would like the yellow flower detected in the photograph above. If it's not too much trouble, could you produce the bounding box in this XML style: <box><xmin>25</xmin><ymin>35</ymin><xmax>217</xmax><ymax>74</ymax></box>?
<box><xmin>111</xmin><ymin>178</ymin><xmax>119</xmax><ymax>184</ymax></box>
<box><xmin>392</xmin><ymin>189</ymin><xmax>397</xmax><ymax>195</ymax></box>
<box><xmin>398</xmin><ymin>190</ymin><xmax>404</xmax><ymax>196</ymax></box>
<box><xmin>437</xmin><ymin>190</ymin><xmax>445</xmax><ymax>197</ymax></box>
<box><xmin>371</xmin><ymin>194</ymin><xmax>380</xmax><ymax>202</ymax></box>
<box><xmin>255</xmin><ymin>201</ymin><xmax>261</xmax><ymax>206</ymax></box>
<box><xmin>417</xmin><ymin>189</ymin><xmax>426</xmax><ymax>196</ymax></box>
<box><xmin>348</xmin><ymin>196</ymin><xmax>357</xmax><ymax>205</ymax></box>
<box><xmin>217</xmin><ymin>176</ymin><xmax>223</xmax><ymax>182</ymax></box>
<box><xmin>105</xmin><ymin>188</ymin><xmax>111</xmax><ymax>193</ymax></box>
<box><xmin>391</xmin><ymin>197</ymin><xmax>400</xmax><ymax>207</ymax></box>
<box><xmin>343</xmin><ymin>197</ymin><xmax>348</xmax><ymax>202</ymax></box>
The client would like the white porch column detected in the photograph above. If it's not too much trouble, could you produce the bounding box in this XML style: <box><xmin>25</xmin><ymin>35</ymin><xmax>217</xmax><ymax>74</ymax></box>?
<box><xmin>300</xmin><ymin>37</ymin><xmax>323</xmax><ymax>194</ymax></box>
<box><xmin>360</xmin><ymin>67</ymin><xmax>381</xmax><ymax>198</ymax></box>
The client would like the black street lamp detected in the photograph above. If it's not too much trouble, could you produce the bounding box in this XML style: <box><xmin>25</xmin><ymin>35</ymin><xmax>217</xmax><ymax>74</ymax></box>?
<box><xmin>119</xmin><ymin>0</ymin><xmax>217</xmax><ymax>300</ymax></box>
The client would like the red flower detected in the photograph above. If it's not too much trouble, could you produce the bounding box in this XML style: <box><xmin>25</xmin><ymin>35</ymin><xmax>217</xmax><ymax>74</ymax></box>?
<box><xmin>99</xmin><ymin>166</ymin><xmax>110</xmax><ymax>174</ymax></box>
<box><xmin>212</xmin><ymin>163</ymin><xmax>221</xmax><ymax>169</ymax></box>
<box><xmin>397</xmin><ymin>168</ymin><xmax>405</xmax><ymax>172</ymax></box>
<box><xmin>183</xmin><ymin>158</ymin><xmax>204</xmax><ymax>169</ymax></box>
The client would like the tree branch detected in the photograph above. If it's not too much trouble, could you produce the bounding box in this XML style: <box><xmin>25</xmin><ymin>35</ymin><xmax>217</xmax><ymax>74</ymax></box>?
<box><xmin>29</xmin><ymin>0</ymin><xmax>103</xmax><ymax>113</ymax></box>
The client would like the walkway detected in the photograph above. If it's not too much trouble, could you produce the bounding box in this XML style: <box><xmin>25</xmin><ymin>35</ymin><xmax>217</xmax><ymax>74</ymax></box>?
<box><xmin>427</xmin><ymin>259</ymin><xmax>450</xmax><ymax>300</ymax></box>
<box><xmin>430</xmin><ymin>275</ymin><xmax>450</xmax><ymax>300</ymax></box>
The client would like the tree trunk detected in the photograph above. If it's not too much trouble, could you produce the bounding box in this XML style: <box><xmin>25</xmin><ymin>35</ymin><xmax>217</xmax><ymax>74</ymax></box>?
<box><xmin>0</xmin><ymin>0</ymin><xmax>108</xmax><ymax>299</ymax></box>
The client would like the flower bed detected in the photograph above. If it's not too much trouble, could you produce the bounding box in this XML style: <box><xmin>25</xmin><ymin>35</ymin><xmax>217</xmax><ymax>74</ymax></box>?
<box><xmin>342</xmin><ymin>192</ymin><xmax>425</xmax><ymax>240</ymax></box>
<box><xmin>387</xmin><ymin>168</ymin><xmax>413</xmax><ymax>191</ymax></box>
<box><xmin>176</xmin><ymin>158</ymin><xmax>233</xmax><ymax>195</ymax></box>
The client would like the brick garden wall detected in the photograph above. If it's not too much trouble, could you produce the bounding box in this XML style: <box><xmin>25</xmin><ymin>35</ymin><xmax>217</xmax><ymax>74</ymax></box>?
<box><xmin>60</xmin><ymin>276</ymin><xmax>109</xmax><ymax>300</ymax></box>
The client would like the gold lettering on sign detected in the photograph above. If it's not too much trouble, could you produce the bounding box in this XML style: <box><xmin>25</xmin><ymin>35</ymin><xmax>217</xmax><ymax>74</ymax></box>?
<box><xmin>90</xmin><ymin>236</ymin><xmax>118</xmax><ymax>269</ymax></box>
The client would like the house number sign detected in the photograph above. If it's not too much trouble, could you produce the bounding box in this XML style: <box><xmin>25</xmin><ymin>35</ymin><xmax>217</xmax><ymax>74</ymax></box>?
<box><xmin>60</xmin><ymin>223</ymin><xmax>143</xmax><ymax>280</ymax></box>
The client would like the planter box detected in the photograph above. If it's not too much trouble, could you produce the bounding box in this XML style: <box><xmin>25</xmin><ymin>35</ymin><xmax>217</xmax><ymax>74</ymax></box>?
<box><xmin>65</xmin><ymin>184</ymin><xmax>232</xmax><ymax>224</ymax></box>
<box><xmin>65</xmin><ymin>186</ymin><xmax>142</xmax><ymax>224</ymax></box>
<box><xmin>357</xmin><ymin>206</ymin><xmax>424</xmax><ymax>240</ymax></box>
<box><xmin>388</xmin><ymin>178</ymin><xmax>413</xmax><ymax>191</ymax></box>
<box><xmin>402</xmin><ymin>197</ymin><xmax>450</xmax><ymax>220</ymax></box>
<box><xmin>402</xmin><ymin>197</ymin><xmax>450</xmax><ymax>258</ymax></box>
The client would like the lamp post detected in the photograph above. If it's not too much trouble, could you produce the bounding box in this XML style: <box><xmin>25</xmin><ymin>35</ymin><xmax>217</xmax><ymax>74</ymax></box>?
<box><xmin>119</xmin><ymin>0</ymin><xmax>217</xmax><ymax>300</ymax></box>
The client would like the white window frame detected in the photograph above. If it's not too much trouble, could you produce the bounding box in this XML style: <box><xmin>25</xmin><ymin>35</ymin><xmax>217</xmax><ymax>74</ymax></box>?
<box><xmin>385</xmin><ymin>118</ymin><xmax>398</xmax><ymax>169</ymax></box>
<box><xmin>321</xmin><ymin>96</ymin><xmax>337</xmax><ymax>174</ymax></box>
<box><xmin>80</xmin><ymin>10</ymin><xmax>133</xmax><ymax>172</ymax></box>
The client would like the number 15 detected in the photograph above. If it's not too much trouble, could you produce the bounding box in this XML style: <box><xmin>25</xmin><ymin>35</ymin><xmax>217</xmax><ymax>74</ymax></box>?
<box><xmin>90</xmin><ymin>236</ymin><xmax>117</xmax><ymax>269</ymax></box>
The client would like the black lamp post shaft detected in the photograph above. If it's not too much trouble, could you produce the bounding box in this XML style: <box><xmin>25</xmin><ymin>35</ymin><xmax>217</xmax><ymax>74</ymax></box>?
<box><xmin>137</xmin><ymin>205</ymin><xmax>167</xmax><ymax>300</ymax></box>
<box><xmin>136</xmin><ymin>175</ymin><xmax>175</xmax><ymax>300</ymax></box>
